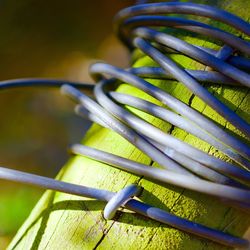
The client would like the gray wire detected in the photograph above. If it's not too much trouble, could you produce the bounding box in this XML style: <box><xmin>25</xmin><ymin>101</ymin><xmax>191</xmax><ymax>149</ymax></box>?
<box><xmin>109</xmin><ymin>91</ymin><xmax>250</xmax><ymax>169</ymax></box>
<box><xmin>89</xmin><ymin>65</ymin><xmax>250</xmax><ymax>184</ymax></box>
<box><xmin>103</xmin><ymin>184</ymin><xmax>143</xmax><ymax>220</ymax></box>
<box><xmin>75</xmin><ymin>105</ymin><xmax>240</xmax><ymax>185</ymax></box>
<box><xmin>70</xmin><ymin>144</ymin><xmax>250</xmax><ymax>205</ymax></box>
<box><xmin>0</xmin><ymin>166</ymin><xmax>247</xmax><ymax>248</ymax></box>
<box><xmin>61</xmin><ymin>84</ymin><xmax>194</xmax><ymax>177</ymax></box>
<box><xmin>90</xmin><ymin>63</ymin><xmax>250</xmax><ymax>163</ymax></box>
<box><xmin>0</xmin><ymin>1</ymin><xmax>250</xmax><ymax>248</ymax></box>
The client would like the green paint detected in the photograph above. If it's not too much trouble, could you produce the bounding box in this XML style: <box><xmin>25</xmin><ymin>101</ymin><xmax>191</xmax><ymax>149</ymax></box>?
<box><xmin>8</xmin><ymin>1</ymin><xmax>250</xmax><ymax>249</ymax></box>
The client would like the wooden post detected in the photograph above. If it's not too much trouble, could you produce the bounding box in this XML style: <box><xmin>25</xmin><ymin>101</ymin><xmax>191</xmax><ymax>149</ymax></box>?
<box><xmin>8</xmin><ymin>0</ymin><xmax>250</xmax><ymax>249</ymax></box>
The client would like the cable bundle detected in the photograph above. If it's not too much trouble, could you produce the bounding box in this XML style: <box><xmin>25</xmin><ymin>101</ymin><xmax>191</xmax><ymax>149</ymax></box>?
<box><xmin>1</xmin><ymin>2</ymin><xmax>250</xmax><ymax>248</ymax></box>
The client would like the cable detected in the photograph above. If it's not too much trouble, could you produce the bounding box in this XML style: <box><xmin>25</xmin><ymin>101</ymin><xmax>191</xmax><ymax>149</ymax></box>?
<box><xmin>0</xmin><ymin>2</ymin><xmax>250</xmax><ymax>248</ymax></box>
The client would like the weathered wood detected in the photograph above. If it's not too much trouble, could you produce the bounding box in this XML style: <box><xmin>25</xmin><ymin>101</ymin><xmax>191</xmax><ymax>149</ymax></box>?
<box><xmin>8</xmin><ymin>0</ymin><xmax>250</xmax><ymax>249</ymax></box>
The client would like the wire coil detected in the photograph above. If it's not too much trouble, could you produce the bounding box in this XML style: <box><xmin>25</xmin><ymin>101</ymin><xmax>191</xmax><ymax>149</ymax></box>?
<box><xmin>1</xmin><ymin>2</ymin><xmax>250</xmax><ymax>248</ymax></box>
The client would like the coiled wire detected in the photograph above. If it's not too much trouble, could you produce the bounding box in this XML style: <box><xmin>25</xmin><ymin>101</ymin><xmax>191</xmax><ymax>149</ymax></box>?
<box><xmin>1</xmin><ymin>2</ymin><xmax>250</xmax><ymax>249</ymax></box>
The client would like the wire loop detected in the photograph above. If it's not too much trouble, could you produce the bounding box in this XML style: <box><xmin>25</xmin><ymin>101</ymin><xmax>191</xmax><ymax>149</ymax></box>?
<box><xmin>103</xmin><ymin>184</ymin><xmax>143</xmax><ymax>220</ymax></box>
<box><xmin>0</xmin><ymin>1</ymin><xmax>250</xmax><ymax>248</ymax></box>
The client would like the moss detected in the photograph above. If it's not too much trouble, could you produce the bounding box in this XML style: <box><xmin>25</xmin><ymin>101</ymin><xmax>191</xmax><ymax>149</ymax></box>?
<box><xmin>8</xmin><ymin>1</ymin><xmax>250</xmax><ymax>249</ymax></box>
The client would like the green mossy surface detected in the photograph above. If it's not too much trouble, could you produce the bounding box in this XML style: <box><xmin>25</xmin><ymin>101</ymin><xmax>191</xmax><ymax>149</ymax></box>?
<box><xmin>8</xmin><ymin>0</ymin><xmax>250</xmax><ymax>249</ymax></box>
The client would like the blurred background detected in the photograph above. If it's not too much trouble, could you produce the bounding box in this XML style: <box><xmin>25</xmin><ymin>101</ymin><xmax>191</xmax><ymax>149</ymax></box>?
<box><xmin>0</xmin><ymin>0</ymin><xmax>132</xmax><ymax>248</ymax></box>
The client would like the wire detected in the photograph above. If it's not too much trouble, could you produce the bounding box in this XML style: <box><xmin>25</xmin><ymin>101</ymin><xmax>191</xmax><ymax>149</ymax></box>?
<box><xmin>0</xmin><ymin>1</ymin><xmax>250</xmax><ymax>248</ymax></box>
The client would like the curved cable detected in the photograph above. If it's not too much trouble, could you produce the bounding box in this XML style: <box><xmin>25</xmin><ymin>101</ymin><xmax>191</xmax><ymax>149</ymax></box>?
<box><xmin>0</xmin><ymin>2</ymin><xmax>250</xmax><ymax>248</ymax></box>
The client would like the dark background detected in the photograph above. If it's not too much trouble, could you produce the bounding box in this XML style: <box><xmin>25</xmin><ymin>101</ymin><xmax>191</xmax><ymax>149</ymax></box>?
<box><xmin>0</xmin><ymin>0</ymin><xmax>132</xmax><ymax>247</ymax></box>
